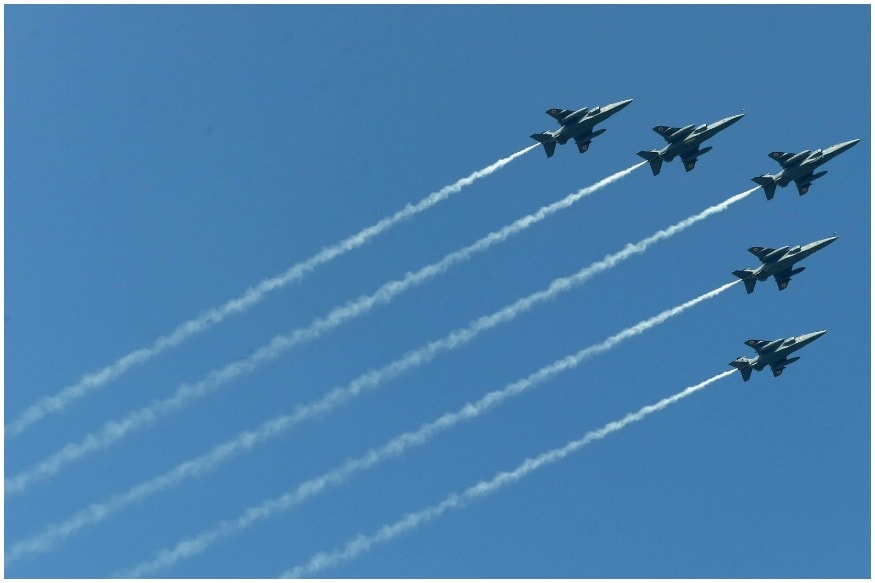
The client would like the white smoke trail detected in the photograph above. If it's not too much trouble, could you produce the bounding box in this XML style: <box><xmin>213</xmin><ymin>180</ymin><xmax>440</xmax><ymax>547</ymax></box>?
<box><xmin>282</xmin><ymin>369</ymin><xmax>736</xmax><ymax>578</ymax></box>
<box><xmin>5</xmin><ymin>161</ymin><xmax>645</xmax><ymax>496</ymax></box>
<box><xmin>6</xmin><ymin>145</ymin><xmax>538</xmax><ymax>440</ymax></box>
<box><xmin>113</xmin><ymin>280</ymin><xmax>736</xmax><ymax>577</ymax></box>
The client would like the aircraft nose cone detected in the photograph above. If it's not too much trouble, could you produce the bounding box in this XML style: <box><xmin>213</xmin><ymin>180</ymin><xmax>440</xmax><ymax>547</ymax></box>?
<box><xmin>723</xmin><ymin>113</ymin><xmax>746</xmax><ymax>126</ymax></box>
<box><xmin>608</xmin><ymin>98</ymin><xmax>634</xmax><ymax>111</ymax></box>
<box><xmin>833</xmin><ymin>138</ymin><xmax>862</xmax><ymax>153</ymax></box>
<box><xmin>811</xmin><ymin>235</ymin><xmax>839</xmax><ymax>249</ymax></box>
<box><xmin>806</xmin><ymin>330</ymin><xmax>828</xmax><ymax>342</ymax></box>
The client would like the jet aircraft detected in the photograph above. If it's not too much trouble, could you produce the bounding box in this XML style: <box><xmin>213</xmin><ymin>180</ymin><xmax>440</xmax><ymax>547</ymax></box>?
<box><xmin>636</xmin><ymin>113</ymin><xmax>744</xmax><ymax>175</ymax></box>
<box><xmin>751</xmin><ymin>139</ymin><xmax>861</xmax><ymax>200</ymax></box>
<box><xmin>729</xmin><ymin>330</ymin><xmax>826</xmax><ymax>381</ymax></box>
<box><xmin>732</xmin><ymin>236</ymin><xmax>838</xmax><ymax>293</ymax></box>
<box><xmin>530</xmin><ymin>98</ymin><xmax>633</xmax><ymax>158</ymax></box>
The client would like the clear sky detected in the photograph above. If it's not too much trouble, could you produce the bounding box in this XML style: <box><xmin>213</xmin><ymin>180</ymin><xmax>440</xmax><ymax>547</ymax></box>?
<box><xmin>4</xmin><ymin>4</ymin><xmax>870</xmax><ymax>579</ymax></box>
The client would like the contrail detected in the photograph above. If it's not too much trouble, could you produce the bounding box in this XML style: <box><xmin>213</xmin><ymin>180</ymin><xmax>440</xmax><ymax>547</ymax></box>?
<box><xmin>5</xmin><ymin>161</ymin><xmax>646</xmax><ymax>495</ymax></box>
<box><xmin>282</xmin><ymin>369</ymin><xmax>736</xmax><ymax>578</ymax></box>
<box><xmin>5</xmin><ymin>182</ymin><xmax>748</xmax><ymax>499</ymax></box>
<box><xmin>112</xmin><ymin>281</ymin><xmax>737</xmax><ymax>577</ymax></box>
<box><xmin>6</xmin><ymin>144</ymin><xmax>539</xmax><ymax>440</ymax></box>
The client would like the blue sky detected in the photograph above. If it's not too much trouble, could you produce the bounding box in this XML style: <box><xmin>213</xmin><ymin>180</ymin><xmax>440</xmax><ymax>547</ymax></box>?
<box><xmin>4</xmin><ymin>4</ymin><xmax>870</xmax><ymax>578</ymax></box>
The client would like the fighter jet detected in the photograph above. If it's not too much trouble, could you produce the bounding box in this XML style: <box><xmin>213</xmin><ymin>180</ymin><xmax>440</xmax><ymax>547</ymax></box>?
<box><xmin>530</xmin><ymin>98</ymin><xmax>633</xmax><ymax>158</ymax></box>
<box><xmin>732</xmin><ymin>235</ymin><xmax>838</xmax><ymax>294</ymax></box>
<box><xmin>729</xmin><ymin>330</ymin><xmax>826</xmax><ymax>381</ymax></box>
<box><xmin>636</xmin><ymin>113</ymin><xmax>745</xmax><ymax>175</ymax></box>
<box><xmin>751</xmin><ymin>139</ymin><xmax>861</xmax><ymax>200</ymax></box>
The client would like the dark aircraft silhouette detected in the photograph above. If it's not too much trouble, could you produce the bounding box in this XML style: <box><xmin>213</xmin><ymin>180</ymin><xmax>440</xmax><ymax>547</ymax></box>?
<box><xmin>637</xmin><ymin>113</ymin><xmax>744</xmax><ymax>175</ymax></box>
<box><xmin>729</xmin><ymin>330</ymin><xmax>826</xmax><ymax>381</ymax></box>
<box><xmin>732</xmin><ymin>236</ymin><xmax>838</xmax><ymax>293</ymax></box>
<box><xmin>530</xmin><ymin>99</ymin><xmax>633</xmax><ymax>158</ymax></box>
<box><xmin>751</xmin><ymin>139</ymin><xmax>861</xmax><ymax>200</ymax></box>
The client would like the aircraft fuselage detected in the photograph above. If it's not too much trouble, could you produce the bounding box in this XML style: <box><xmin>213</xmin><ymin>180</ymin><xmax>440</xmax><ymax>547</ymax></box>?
<box><xmin>748</xmin><ymin>330</ymin><xmax>826</xmax><ymax>370</ymax></box>
<box><xmin>754</xmin><ymin>236</ymin><xmax>837</xmax><ymax>279</ymax></box>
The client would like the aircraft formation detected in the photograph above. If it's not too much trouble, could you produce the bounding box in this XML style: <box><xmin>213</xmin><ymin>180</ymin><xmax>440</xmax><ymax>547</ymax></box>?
<box><xmin>8</xmin><ymin>94</ymin><xmax>861</xmax><ymax>579</ymax></box>
<box><xmin>529</xmin><ymin>98</ymin><xmax>859</xmax><ymax>382</ymax></box>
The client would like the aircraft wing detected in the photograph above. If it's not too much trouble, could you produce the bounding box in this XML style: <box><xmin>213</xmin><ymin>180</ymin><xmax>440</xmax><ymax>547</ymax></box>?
<box><xmin>744</xmin><ymin>339</ymin><xmax>774</xmax><ymax>353</ymax></box>
<box><xmin>572</xmin><ymin>128</ymin><xmax>605</xmax><ymax>154</ymax></box>
<box><xmin>769</xmin><ymin>356</ymin><xmax>800</xmax><ymax>377</ymax></box>
<box><xmin>653</xmin><ymin>125</ymin><xmax>681</xmax><ymax>141</ymax></box>
<box><xmin>573</xmin><ymin>134</ymin><xmax>591</xmax><ymax>153</ymax></box>
<box><xmin>748</xmin><ymin>246</ymin><xmax>776</xmax><ymax>262</ymax></box>
<box><xmin>774</xmin><ymin>269</ymin><xmax>793</xmax><ymax>290</ymax></box>
<box><xmin>768</xmin><ymin>151</ymin><xmax>797</xmax><ymax>168</ymax></box>
<box><xmin>547</xmin><ymin>108</ymin><xmax>575</xmax><ymax>124</ymax></box>
<box><xmin>793</xmin><ymin>174</ymin><xmax>814</xmax><ymax>195</ymax></box>
<box><xmin>679</xmin><ymin>149</ymin><xmax>700</xmax><ymax>172</ymax></box>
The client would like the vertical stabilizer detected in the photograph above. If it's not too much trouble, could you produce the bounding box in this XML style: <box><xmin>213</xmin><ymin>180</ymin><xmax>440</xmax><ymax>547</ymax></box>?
<box><xmin>530</xmin><ymin>133</ymin><xmax>557</xmax><ymax>158</ymax></box>
<box><xmin>732</xmin><ymin>270</ymin><xmax>757</xmax><ymax>294</ymax></box>
<box><xmin>751</xmin><ymin>175</ymin><xmax>777</xmax><ymax>200</ymax></box>
<box><xmin>729</xmin><ymin>358</ymin><xmax>753</xmax><ymax>382</ymax></box>
<box><xmin>636</xmin><ymin>150</ymin><xmax>663</xmax><ymax>176</ymax></box>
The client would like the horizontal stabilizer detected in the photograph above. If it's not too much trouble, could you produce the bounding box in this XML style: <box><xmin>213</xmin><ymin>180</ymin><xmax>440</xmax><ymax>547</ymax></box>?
<box><xmin>637</xmin><ymin>150</ymin><xmax>663</xmax><ymax>176</ymax></box>
<box><xmin>729</xmin><ymin>358</ymin><xmax>753</xmax><ymax>382</ymax></box>
<box><xmin>751</xmin><ymin>175</ymin><xmax>777</xmax><ymax>200</ymax></box>
<box><xmin>530</xmin><ymin>133</ymin><xmax>557</xmax><ymax>158</ymax></box>
<box><xmin>732</xmin><ymin>270</ymin><xmax>757</xmax><ymax>294</ymax></box>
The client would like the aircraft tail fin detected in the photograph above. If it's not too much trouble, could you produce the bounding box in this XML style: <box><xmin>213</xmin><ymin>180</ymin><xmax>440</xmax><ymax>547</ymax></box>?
<box><xmin>751</xmin><ymin>175</ymin><xmax>777</xmax><ymax>200</ymax></box>
<box><xmin>531</xmin><ymin>133</ymin><xmax>557</xmax><ymax>158</ymax></box>
<box><xmin>729</xmin><ymin>358</ymin><xmax>753</xmax><ymax>382</ymax></box>
<box><xmin>636</xmin><ymin>150</ymin><xmax>663</xmax><ymax>176</ymax></box>
<box><xmin>732</xmin><ymin>270</ymin><xmax>757</xmax><ymax>294</ymax></box>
